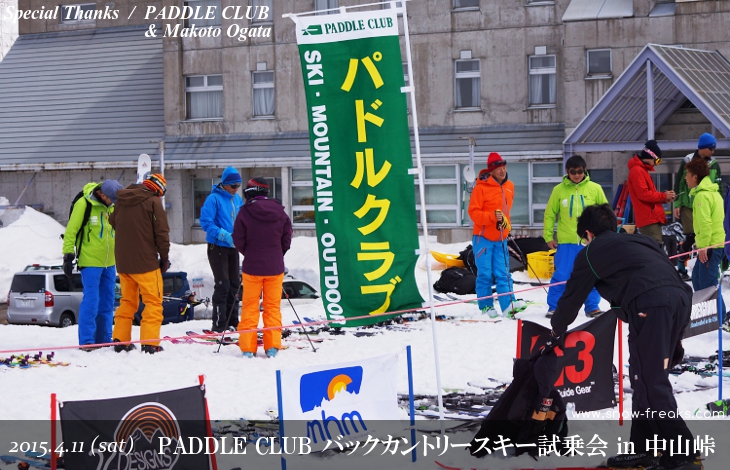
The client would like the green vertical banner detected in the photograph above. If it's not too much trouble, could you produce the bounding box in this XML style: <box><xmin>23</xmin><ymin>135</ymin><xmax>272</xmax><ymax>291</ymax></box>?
<box><xmin>292</xmin><ymin>8</ymin><xmax>424</xmax><ymax>327</ymax></box>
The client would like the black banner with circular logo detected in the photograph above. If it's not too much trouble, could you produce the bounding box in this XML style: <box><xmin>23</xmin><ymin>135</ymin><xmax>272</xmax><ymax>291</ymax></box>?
<box><xmin>59</xmin><ymin>385</ymin><xmax>211</xmax><ymax>470</ymax></box>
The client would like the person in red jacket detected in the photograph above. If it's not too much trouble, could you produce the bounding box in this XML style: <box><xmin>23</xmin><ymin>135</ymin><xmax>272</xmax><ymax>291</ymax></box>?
<box><xmin>626</xmin><ymin>140</ymin><xmax>676</xmax><ymax>247</ymax></box>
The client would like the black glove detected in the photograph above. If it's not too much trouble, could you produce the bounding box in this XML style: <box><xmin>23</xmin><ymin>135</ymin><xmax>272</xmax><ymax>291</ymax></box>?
<box><xmin>159</xmin><ymin>259</ymin><xmax>171</xmax><ymax>274</ymax></box>
<box><xmin>532</xmin><ymin>330</ymin><xmax>564</xmax><ymax>356</ymax></box>
<box><xmin>63</xmin><ymin>253</ymin><xmax>75</xmax><ymax>278</ymax></box>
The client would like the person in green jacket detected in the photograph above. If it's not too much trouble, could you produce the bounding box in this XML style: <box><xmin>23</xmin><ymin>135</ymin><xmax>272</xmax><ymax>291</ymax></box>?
<box><xmin>543</xmin><ymin>155</ymin><xmax>608</xmax><ymax>318</ymax></box>
<box><xmin>685</xmin><ymin>159</ymin><xmax>725</xmax><ymax>315</ymax></box>
<box><xmin>62</xmin><ymin>180</ymin><xmax>122</xmax><ymax>348</ymax></box>
<box><xmin>673</xmin><ymin>133</ymin><xmax>721</xmax><ymax>280</ymax></box>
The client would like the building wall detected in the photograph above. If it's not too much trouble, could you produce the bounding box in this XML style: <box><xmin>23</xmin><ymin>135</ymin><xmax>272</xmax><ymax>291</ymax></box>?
<box><xmin>0</xmin><ymin>0</ymin><xmax>18</xmax><ymax>60</ymax></box>
<box><xmin>8</xmin><ymin>0</ymin><xmax>730</xmax><ymax>242</ymax></box>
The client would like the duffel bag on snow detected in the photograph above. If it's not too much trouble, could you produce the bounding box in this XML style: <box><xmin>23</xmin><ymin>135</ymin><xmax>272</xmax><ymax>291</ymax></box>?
<box><xmin>433</xmin><ymin>267</ymin><xmax>476</xmax><ymax>295</ymax></box>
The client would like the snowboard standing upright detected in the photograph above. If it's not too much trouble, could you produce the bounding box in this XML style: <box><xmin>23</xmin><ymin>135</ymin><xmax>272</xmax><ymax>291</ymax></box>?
<box><xmin>137</xmin><ymin>153</ymin><xmax>151</xmax><ymax>184</ymax></box>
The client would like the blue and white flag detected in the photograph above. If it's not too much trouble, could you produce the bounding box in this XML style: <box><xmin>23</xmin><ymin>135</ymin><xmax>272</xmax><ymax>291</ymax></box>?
<box><xmin>279</xmin><ymin>353</ymin><xmax>401</xmax><ymax>452</ymax></box>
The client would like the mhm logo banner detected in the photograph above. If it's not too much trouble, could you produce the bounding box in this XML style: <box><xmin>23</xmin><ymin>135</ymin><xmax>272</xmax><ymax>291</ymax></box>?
<box><xmin>279</xmin><ymin>353</ymin><xmax>402</xmax><ymax>452</ymax></box>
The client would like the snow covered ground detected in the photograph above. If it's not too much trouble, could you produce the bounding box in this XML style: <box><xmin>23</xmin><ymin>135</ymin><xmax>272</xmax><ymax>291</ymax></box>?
<box><xmin>0</xmin><ymin>207</ymin><xmax>728</xmax><ymax>469</ymax></box>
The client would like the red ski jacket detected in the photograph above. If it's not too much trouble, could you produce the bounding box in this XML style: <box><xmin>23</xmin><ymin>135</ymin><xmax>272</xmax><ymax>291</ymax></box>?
<box><xmin>626</xmin><ymin>155</ymin><xmax>667</xmax><ymax>228</ymax></box>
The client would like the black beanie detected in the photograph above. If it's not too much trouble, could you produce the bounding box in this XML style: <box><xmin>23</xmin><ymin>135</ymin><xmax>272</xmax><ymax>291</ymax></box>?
<box><xmin>640</xmin><ymin>139</ymin><xmax>662</xmax><ymax>161</ymax></box>
<box><xmin>244</xmin><ymin>177</ymin><xmax>270</xmax><ymax>200</ymax></box>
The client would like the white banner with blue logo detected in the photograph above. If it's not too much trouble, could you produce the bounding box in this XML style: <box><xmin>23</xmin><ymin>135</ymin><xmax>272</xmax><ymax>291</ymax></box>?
<box><xmin>278</xmin><ymin>352</ymin><xmax>401</xmax><ymax>452</ymax></box>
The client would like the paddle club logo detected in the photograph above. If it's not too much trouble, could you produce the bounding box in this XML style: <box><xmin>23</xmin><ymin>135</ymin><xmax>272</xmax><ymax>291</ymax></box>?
<box><xmin>93</xmin><ymin>402</ymin><xmax>182</xmax><ymax>470</ymax></box>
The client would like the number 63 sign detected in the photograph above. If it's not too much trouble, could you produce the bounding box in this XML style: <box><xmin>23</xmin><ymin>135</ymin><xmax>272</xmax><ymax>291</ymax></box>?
<box><xmin>519</xmin><ymin>313</ymin><xmax>617</xmax><ymax>412</ymax></box>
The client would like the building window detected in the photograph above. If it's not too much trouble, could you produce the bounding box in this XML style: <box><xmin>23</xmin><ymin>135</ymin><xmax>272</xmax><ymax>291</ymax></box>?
<box><xmin>454</xmin><ymin>59</ymin><xmax>480</xmax><ymax>109</ymax></box>
<box><xmin>251</xmin><ymin>0</ymin><xmax>272</xmax><ymax>23</ymax></box>
<box><xmin>530</xmin><ymin>163</ymin><xmax>563</xmax><ymax>225</ymax></box>
<box><xmin>315</xmin><ymin>0</ymin><xmax>338</xmax><ymax>15</ymax></box>
<box><xmin>528</xmin><ymin>54</ymin><xmax>556</xmax><ymax>106</ymax></box>
<box><xmin>60</xmin><ymin>3</ymin><xmax>96</xmax><ymax>23</ymax></box>
<box><xmin>185</xmin><ymin>74</ymin><xmax>223</xmax><ymax>120</ymax></box>
<box><xmin>415</xmin><ymin>166</ymin><xmax>460</xmax><ymax>225</ymax></box>
<box><xmin>588</xmin><ymin>169</ymin><xmax>614</xmax><ymax>204</ymax></box>
<box><xmin>291</xmin><ymin>169</ymin><xmax>315</xmax><ymax>225</ymax></box>
<box><xmin>183</xmin><ymin>0</ymin><xmax>221</xmax><ymax>28</ymax></box>
<box><xmin>381</xmin><ymin>1</ymin><xmax>403</xmax><ymax>8</ymax></box>
<box><xmin>453</xmin><ymin>0</ymin><xmax>479</xmax><ymax>9</ymax></box>
<box><xmin>586</xmin><ymin>49</ymin><xmax>611</xmax><ymax>77</ymax></box>
<box><xmin>193</xmin><ymin>179</ymin><xmax>215</xmax><ymax>225</ymax></box>
<box><xmin>252</xmin><ymin>70</ymin><xmax>275</xmax><ymax>117</ymax></box>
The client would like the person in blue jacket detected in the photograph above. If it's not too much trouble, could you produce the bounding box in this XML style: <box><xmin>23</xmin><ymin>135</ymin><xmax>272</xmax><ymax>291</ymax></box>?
<box><xmin>200</xmin><ymin>167</ymin><xmax>244</xmax><ymax>332</ymax></box>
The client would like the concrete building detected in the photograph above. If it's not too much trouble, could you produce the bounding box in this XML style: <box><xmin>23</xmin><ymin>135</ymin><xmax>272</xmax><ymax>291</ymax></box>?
<box><xmin>0</xmin><ymin>0</ymin><xmax>18</xmax><ymax>60</ymax></box>
<box><xmin>0</xmin><ymin>0</ymin><xmax>728</xmax><ymax>243</ymax></box>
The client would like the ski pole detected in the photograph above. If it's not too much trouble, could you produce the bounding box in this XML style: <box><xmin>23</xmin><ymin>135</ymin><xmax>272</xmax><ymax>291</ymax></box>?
<box><xmin>215</xmin><ymin>283</ymin><xmax>243</xmax><ymax>354</ymax></box>
<box><xmin>283</xmin><ymin>288</ymin><xmax>317</xmax><ymax>353</ymax></box>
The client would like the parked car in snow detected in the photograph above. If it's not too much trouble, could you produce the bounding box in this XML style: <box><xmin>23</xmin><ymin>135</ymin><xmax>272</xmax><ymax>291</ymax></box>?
<box><xmin>280</xmin><ymin>278</ymin><xmax>319</xmax><ymax>309</ymax></box>
<box><xmin>114</xmin><ymin>271</ymin><xmax>196</xmax><ymax>325</ymax></box>
<box><xmin>7</xmin><ymin>269</ymin><xmax>83</xmax><ymax>327</ymax></box>
<box><xmin>7</xmin><ymin>268</ymin><xmax>197</xmax><ymax>328</ymax></box>
<box><xmin>255</xmin><ymin>277</ymin><xmax>319</xmax><ymax>312</ymax></box>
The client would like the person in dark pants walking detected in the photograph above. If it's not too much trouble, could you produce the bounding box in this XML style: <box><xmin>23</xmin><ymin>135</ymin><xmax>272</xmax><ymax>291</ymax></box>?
<box><xmin>200</xmin><ymin>167</ymin><xmax>244</xmax><ymax>332</ymax></box>
<box><xmin>547</xmin><ymin>204</ymin><xmax>698</xmax><ymax>470</ymax></box>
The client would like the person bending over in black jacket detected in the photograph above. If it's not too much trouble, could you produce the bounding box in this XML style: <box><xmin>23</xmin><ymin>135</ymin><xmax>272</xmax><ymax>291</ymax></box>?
<box><xmin>543</xmin><ymin>204</ymin><xmax>698</xmax><ymax>470</ymax></box>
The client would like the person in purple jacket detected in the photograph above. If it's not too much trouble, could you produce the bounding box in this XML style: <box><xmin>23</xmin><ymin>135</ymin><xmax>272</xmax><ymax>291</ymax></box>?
<box><xmin>232</xmin><ymin>177</ymin><xmax>292</xmax><ymax>358</ymax></box>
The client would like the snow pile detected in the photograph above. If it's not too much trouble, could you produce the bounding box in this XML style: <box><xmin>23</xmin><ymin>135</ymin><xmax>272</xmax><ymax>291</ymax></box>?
<box><xmin>0</xmin><ymin>206</ymin><xmax>65</xmax><ymax>302</ymax></box>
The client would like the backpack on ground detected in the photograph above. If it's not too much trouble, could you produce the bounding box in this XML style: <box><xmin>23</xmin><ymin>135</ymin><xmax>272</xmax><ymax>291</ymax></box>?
<box><xmin>61</xmin><ymin>189</ymin><xmax>93</xmax><ymax>258</ymax></box>
<box><xmin>433</xmin><ymin>267</ymin><xmax>476</xmax><ymax>295</ymax></box>
<box><xmin>458</xmin><ymin>244</ymin><xmax>478</xmax><ymax>276</ymax></box>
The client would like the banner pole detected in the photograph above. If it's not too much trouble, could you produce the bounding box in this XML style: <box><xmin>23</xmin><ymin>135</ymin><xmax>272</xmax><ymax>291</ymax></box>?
<box><xmin>276</xmin><ymin>370</ymin><xmax>286</xmax><ymax>470</ymax></box>
<box><xmin>199</xmin><ymin>375</ymin><xmax>218</xmax><ymax>470</ymax></box>
<box><xmin>406</xmin><ymin>345</ymin><xmax>417</xmax><ymax>463</ymax></box>
<box><xmin>718</xmin><ymin>280</ymin><xmax>723</xmax><ymax>400</ymax></box>
<box><xmin>400</xmin><ymin>0</ymin><xmax>445</xmax><ymax>431</ymax></box>
<box><xmin>50</xmin><ymin>393</ymin><xmax>57</xmax><ymax>470</ymax></box>
<box><xmin>618</xmin><ymin>318</ymin><xmax>624</xmax><ymax>426</ymax></box>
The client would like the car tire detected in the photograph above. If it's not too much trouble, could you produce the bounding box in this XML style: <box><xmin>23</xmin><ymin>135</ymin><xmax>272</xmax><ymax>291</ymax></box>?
<box><xmin>59</xmin><ymin>313</ymin><xmax>74</xmax><ymax>328</ymax></box>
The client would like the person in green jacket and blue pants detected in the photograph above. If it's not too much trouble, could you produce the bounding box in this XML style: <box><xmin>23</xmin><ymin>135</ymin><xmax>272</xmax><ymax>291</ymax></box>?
<box><xmin>685</xmin><ymin>158</ymin><xmax>726</xmax><ymax>317</ymax></box>
<box><xmin>673</xmin><ymin>133</ymin><xmax>721</xmax><ymax>280</ymax></box>
<box><xmin>62</xmin><ymin>180</ymin><xmax>122</xmax><ymax>347</ymax></box>
<box><xmin>543</xmin><ymin>155</ymin><xmax>607</xmax><ymax>318</ymax></box>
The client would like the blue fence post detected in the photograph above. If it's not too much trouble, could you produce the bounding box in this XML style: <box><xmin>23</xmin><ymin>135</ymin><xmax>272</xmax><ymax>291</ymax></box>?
<box><xmin>276</xmin><ymin>370</ymin><xmax>286</xmax><ymax>470</ymax></box>
<box><xmin>718</xmin><ymin>281</ymin><xmax>724</xmax><ymax>400</ymax></box>
<box><xmin>407</xmin><ymin>345</ymin><xmax>416</xmax><ymax>463</ymax></box>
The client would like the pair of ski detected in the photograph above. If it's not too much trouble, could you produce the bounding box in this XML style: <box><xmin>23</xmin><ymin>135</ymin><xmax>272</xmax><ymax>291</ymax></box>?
<box><xmin>398</xmin><ymin>381</ymin><xmax>508</xmax><ymax>419</ymax></box>
<box><xmin>163</xmin><ymin>331</ymin><xmax>236</xmax><ymax>346</ymax></box>
<box><xmin>432</xmin><ymin>294</ymin><xmax>503</xmax><ymax>323</ymax></box>
<box><xmin>1</xmin><ymin>352</ymin><xmax>69</xmax><ymax>369</ymax></box>
<box><xmin>670</xmin><ymin>363</ymin><xmax>730</xmax><ymax>379</ymax></box>
<box><xmin>0</xmin><ymin>454</ymin><xmax>50</xmax><ymax>469</ymax></box>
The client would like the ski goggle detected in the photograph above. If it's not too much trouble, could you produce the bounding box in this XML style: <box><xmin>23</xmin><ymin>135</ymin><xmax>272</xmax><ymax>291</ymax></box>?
<box><xmin>643</xmin><ymin>147</ymin><xmax>661</xmax><ymax>165</ymax></box>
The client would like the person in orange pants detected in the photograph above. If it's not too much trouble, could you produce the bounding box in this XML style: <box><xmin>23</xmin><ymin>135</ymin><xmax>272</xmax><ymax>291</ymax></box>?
<box><xmin>114</xmin><ymin>271</ymin><xmax>164</xmax><ymax>346</ymax></box>
<box><xmin>110</xmin><ymin>173</ymin><xmax>170</xmax><ymax>354</ymax></box>
<box><xmin>232</xmin><ymin>177</ymin><xmax>292</xmax><ymax>358</ymax></box>
<box><xmin>239</xmin><ymin>273</ymin><xmax>284</xmax><ymax>353</ymax></box>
